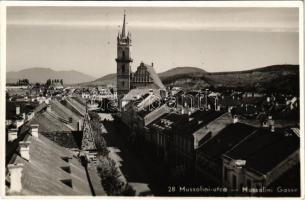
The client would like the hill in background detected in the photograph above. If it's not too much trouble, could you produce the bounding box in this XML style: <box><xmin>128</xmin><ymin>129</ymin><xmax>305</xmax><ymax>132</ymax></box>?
<box><xmin>78</xmin><ymin>66</ymin><xmax>208</xmax><ymax>87</ymax></box>
<box><xmin>11</xmin><ymin>65</ymin><xmax>298</xmax><ymax>95</ymax></box>
<box><xmin>80</xmin><ymin>64</ymin><xmax>299</xmax><ymax>94</ymax></box>
<box><xmin>7</xmin><ymin>68</ymin><xmax>96</xmax><ymax>85</ymax></box>
<box><xmin>77</xmin><ymin>73</ymin><xmax>117</xmax><ymax>87</ymax></box>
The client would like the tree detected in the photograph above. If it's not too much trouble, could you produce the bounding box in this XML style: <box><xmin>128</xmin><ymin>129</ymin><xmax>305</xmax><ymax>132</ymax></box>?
<box><xmin>97</xmin><ymin>156</ymin><xmax>126</xmax><ymax>195</ymax></box>
<box><xmin>24</xmin><ymin>79</ymin><xmax>29</xmax><ymax>85</ymax></box>
<box><xmin>46</xmin><ymin>79</ymin><xmax>51</xmax><ymax>87</ymax></box>
<box><xmin>89</xmin><ymin>111</ymin><xmax>109</xmax><ymax>156</ymax></box>
<box><xmin>35</xmin><ymin>82</ymin><xmax>40</xmax><ymax>88</ymax></box>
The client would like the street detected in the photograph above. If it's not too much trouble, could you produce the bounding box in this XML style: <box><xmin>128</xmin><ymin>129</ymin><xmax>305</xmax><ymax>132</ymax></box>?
<box><xmin>102</xmin><ymin>116</ymin><xmax>165</xmax><ymax>196</ymax></box>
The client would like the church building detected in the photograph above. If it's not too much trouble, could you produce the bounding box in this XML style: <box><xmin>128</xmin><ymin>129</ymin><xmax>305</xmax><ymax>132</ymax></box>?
<box><xmin>116</xmin><ymin>12</ymin><xmax>165</xmax><ymax>103</ymax></box>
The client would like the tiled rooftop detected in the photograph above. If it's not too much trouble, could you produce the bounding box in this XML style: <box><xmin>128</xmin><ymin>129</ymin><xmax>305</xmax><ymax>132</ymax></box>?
<box><xmin>123</xmin><ymin>88</ymin><xmax>162</xmax><ymax>101</ymax></box>
<box><xmin>198</xmin><ymin>123</ymin><xmax>256</xmax><ymax>161</ymax></box>
<box><xmin>137</xmin><ymin>99</ymin><xmax>167</xmax><ymax>118</ymax></box>
<box><xmin>65</xmin><ymin>97</ymin><xmax>86</xmax><ymax>116</ymax></box>
<box><xmin>225</xmin><ymin>128</ymin><xmax>299</xmax><ymax>174</ymax></box>
<box><xmin>50</xmin><ymin>100</ymin><xmax>82</xmax><ymax>122</ymax></box>
<box><xmin>6</xmin><ymin>134</ymin><xmax>93</xmax><ymax>195</ymax></box>
<box><xmin>30</xmin><ymin>111</ymin><xmax>73</xmax><ymax>133</ymax></box>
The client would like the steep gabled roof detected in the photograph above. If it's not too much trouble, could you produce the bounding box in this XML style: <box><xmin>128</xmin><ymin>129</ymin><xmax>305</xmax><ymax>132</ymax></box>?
<box><xmin>145</xmin><ymin>64</ymin><xmax>165</xmax><ymax>89</ymax></box>
<box><xmin>132</xmin><ymin>62</ymin><xmax>165</xmax><ymax>89</ymax></box>
<box><xmin>50</xmin><ymin>100</ymin><xmax>82</xmax><ymax>123</ymax></box>
<box><xmin>30</xmin><ymin>111</ymin><xmax>73</xmax><ymax>133</ymax></box>
<box><xmin>6</xmin><ymin>133</ymin><xmax>93</xmax><ymax>195</ymax></box>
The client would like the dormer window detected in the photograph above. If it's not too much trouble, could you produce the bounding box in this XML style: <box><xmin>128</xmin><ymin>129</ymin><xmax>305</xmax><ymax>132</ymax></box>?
<box><xmin>61</xmin><ymin>166</ymin><xmax>71</xmax><ymax>174</ymax></box>
<box><xmin>61</xmin><ymin>179</ymin><xmax>73</xmax><ymax>188</ymax></box>
<box><xmin>61</xmin><ymin>157</ymin><xmax>71</xmax><ymax>163</ymax></box>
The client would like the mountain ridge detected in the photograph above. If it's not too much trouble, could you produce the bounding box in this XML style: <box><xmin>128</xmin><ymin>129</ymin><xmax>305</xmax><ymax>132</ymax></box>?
<box><xmin>7</xmin><ymin>67</ymin><xmax>96</xmax><ymax>85</ymax></box>
<box><xmin>8</xmin><ymin>65</ymin><xmax>299</xmax><ymax>94</ymax></box>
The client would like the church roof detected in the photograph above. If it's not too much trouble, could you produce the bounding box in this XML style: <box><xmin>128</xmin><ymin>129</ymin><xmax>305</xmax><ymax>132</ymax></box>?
<box><xmin>132</xmin><ymin>62</ymin><xmax>165</xmax><ymax>89</ymax></box>
<box><xmin>146</xmin><ymin>64</ymin><xmax>165</xmax><ymax>89</ymax></box>
<box><xmin>121</xmin><ymin>11</ymin><xmax>126</xmax><ymax>38</ymax></box>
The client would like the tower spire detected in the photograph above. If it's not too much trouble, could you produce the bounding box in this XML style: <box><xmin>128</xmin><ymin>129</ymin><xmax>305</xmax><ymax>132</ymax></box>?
<box><xmin>121</xmin><ymin>10</ymin><xmax>126</xmax><ymax>38</ymax></box>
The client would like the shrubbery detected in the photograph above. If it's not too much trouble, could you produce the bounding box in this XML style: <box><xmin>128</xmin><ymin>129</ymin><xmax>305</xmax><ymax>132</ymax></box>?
<box><xmin>89</xmin><ymin>111</ymin><xmax>135</xmax><ymax>195</ymax></box>
<box><xmin>97</xmin><ymin>156</ymin><xmax>126</xmax><ymax>195</ymax></box>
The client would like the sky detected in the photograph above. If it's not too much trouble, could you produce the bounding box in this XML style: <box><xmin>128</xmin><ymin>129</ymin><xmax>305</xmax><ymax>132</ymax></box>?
<box><xmin>7</xmin><ymin>6</ymin><xmax>299</xmax><ymax>78</ymax></box>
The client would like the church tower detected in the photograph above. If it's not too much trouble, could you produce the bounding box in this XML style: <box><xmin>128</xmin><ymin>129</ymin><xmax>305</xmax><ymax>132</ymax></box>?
<box><xmin>116</xmin><ymin>12</ymin><xmax>133</xmax><ymax>102</ymax></box>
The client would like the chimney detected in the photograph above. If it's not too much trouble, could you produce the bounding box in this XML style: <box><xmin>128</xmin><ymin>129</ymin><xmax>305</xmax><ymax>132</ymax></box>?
<box><xmin>30</xmin><ymin>124</ymin><xmax>39</xmax><ymax>139</ymax></box>
<box><xmin>19</xmin><ymin>141</ymin><xmax>31</xmax><ymax>161</ymax></box>
<box><xmin>262</xmin><ymin>121</ymin><xmax>268</xmax><ymax>128</ymax></box>
<box><xmin>16</xmin><ymin>106</ymin><xmax>20</xmax><ymax>115</ymax></box>
<box><xmin>7</xmin><ymin>163</ymin><xmax>24</xmax><ymax>193</ymax></box>
<box><xmin>46</xmin><ymin>104</ymin><xmax>51</xmax><ymax>112</ymax></box>
<box><xmin>78</xmin><ymin>120</ymin><xmax>83</xmax><ymax>131</ymax></box>
<box><xmin>267</xmin><ymin>97</ymin><xmax>271</xmax><ymax>102</ymax></box>
<box><xmin>270</xmin><ymin>125</ymin><xmax>275</xmax><ymax>132</ymax></box>
<box><xmin>28</xmin><ymin>112</ymin><xmax>34</xmax><ymax>121</ymax></box>
<box><xmin>16</xmin><ymin>119</ymin><xmax>24</xmax><ymax>128</ymax></box>
<box><xmin>8</xmin><ymin>129</ymin><xmax>18</xmax><ymax>142</ymax></box>
<box><xmin>151</xmin><ymin>62</ymin><xmax>154</xmax><ymax>67</ymax></box>
<box><xmin>69</xmin><ymin>117</ymin><xmax>73</xmax><ymax>123</ymax></box>
<box><xmin>228</xmin><ymin>106</ymin><xmax>232</xmax><ymax>113</ymax></box>
<box><xmin>233</xmin><ymin>115</ymin><xmax>239</xmax><ymax>124</ymax></box>
<box><xmin>149</xmin><ymin>89</ymin><xmax>153</xmax><ymax>95</ymax></box>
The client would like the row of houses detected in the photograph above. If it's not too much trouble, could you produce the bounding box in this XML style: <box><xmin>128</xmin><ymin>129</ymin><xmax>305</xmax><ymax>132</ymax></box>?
<box><xmin>5</xmin><ymin>95</ymin><xmax>106</xmax><ymax>196</ymax></box>
<box><xmin>120</xmin><ymin>88</ymin><xmax>300</xmax><ymax>196</ymax></box>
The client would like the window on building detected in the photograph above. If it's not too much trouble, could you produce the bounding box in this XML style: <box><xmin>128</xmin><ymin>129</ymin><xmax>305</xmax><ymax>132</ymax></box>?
<box><xmin>122</xmin><ymin>65</ymin><xmax>125</xmax><ymax>73</ymax></box>
<box><xmin>122</xmin><ymin>81</ymin><xmax>125</xmax><ymax>87</ymax></box>
<box><xmin>61</xmin><ymin>157</ymin><xmax>71</xmax><ymax>163</ymax></box>
<box><xmin>61</xmin><ymin>166</ymin><xmax>71</xmax><ymax>174</ymax></box>
<box><xmin>232</xmin><ymin>174</ymin><xmax>237</xmax><ymax>189</ymax></box>
<box><xmin>61</xmin><ymin>179</ymin><xmax>73</xmax><ymax>188</ymax></box>
<box><xmin>122</xmin><ymin>51</ymin><xmax>125</xmax><ymax>59</ymax></box>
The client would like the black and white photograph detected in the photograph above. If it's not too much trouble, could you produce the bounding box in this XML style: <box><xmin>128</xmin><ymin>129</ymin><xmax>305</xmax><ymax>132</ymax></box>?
<box><xmin>2</xmin><ymin>2</ymin><xmax>303</xmax><ymax>197</ymax></box>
